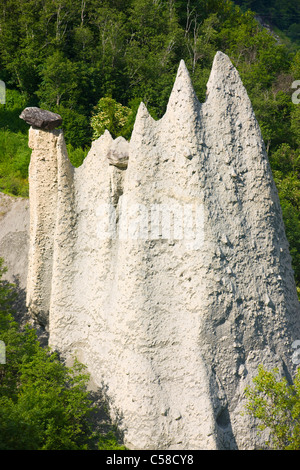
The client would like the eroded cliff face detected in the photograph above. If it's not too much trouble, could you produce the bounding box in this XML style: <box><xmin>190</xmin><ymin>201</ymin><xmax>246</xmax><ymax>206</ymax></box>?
<box><xmin>0</xmin><ymin>193</ymin><xmax>29</xmax><ymax>290</ymax></box>
<box><xmin>26</xmin><ymin>52</ymin><xmax>300</xmax><ymax>450</ymax></box>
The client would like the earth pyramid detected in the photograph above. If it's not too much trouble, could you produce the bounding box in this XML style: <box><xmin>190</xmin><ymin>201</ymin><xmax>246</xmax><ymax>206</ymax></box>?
<box><xmin>26</xmin><ymin>51</ymin><xmax>300</xmax><ymax>449</ymax></box>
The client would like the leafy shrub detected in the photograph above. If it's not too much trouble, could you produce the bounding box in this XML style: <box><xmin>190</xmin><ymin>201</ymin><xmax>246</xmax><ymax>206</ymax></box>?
<box><xmin>245</xmin><ymin>365</ymin><xmax>300</xmax><ymax>450</ymax></box>
<box><xmin>91</xmin><ymin>97</ymin><xmax>132</xmax><ymax>140</ymax></box>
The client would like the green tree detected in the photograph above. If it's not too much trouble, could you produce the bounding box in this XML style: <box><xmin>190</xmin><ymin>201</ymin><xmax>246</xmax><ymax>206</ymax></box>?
<box><xmin>55</xmin><ymin>105</ymin><xmax>92</xmax><ymax>148</ymax></box>
<box><xmin>245</xmin><ymin>365</ymin><xmax>300</xmax><ymax>450</ymax></box>
<box><xmin>124</xmin><ymin>0</ymin><xmax>184</xmax><ymax>113</ymax></box>
<box><xmin>89</xmin><ymin>3</ymin><xmax>129</xmax><ymax>98</ymax></box>
<box><xmin>291</xmin><ymin>105</ymin><xmax>300</xmax><ymax>146</ymax></box>
<box><xmin>37</xmin><ymin>51</ymin><xmax>80</xmax><ymax>108</ymax></box>
<box><xmin>269</xmin><ymin>145</ymin><xmax>300</xmax><ymax>291</ymax></box>
<box><xmin>90</xmin><ymin>97</ymin><xmax>133</xmax><ymax>140</ymax></box>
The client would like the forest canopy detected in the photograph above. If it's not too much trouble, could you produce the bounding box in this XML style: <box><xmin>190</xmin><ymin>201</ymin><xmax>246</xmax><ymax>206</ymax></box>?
<box><xmin>0</xmin><ymin>0</ymin><xmax>299</xmax><ymax>142</ymax></box>
<box><xmin>234</xmin><ymin>0</ymin><xmax>300</xmax><ymax>44</ymax></box>
<box><xmin>0</xmin><ymin>0</ymin><xmax>300</xmax><ymax>290</ymax></box>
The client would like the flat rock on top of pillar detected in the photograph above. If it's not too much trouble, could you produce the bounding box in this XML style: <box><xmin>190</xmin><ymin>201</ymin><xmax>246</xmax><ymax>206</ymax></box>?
<box><xmin>20</xmin><ymin>107</ymin><xmax>62</xmax><ymax>130</ymax></box>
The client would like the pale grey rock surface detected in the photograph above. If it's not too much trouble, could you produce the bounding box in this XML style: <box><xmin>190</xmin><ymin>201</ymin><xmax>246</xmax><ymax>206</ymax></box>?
<box><xmin>25</xmin><ymin>52</ymin><xmax>300</xmax><ymax>450</ymax></box>
<box><xmin>0</xmin><ymin>192</ymin><xmax>29</xmax><ymax>289</ymax></box>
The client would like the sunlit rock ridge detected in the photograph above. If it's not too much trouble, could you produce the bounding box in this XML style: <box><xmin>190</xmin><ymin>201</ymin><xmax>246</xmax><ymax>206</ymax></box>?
<box><xmin>26</xmin><ymin>51</ymin><xmax>300</xmax><ymax>450</ymax></box>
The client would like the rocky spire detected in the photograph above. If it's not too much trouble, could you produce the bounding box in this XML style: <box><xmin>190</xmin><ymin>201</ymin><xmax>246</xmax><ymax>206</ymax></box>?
<box><xmin>165</xmin><ymin>59</ymin><xmax>200</xmax><ymax>119</ymax></box>
<box><xmin>25</xmin><ymin>53</ymin><xmax>300</xmax><ymax>450</ymax></box>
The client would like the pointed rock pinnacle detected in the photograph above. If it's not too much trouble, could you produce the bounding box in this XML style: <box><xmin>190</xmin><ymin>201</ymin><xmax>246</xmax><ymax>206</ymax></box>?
<box><xmin>131</xmin><ymin>101</ymin><xmax>156</xmax><ymax>143</ymax></box>
<box><xmin>166</xmin><ymin>60</ymin><xmax>199</xmax><ymax>116</ymax></box>
<box><xmin>205</xmin><ymin>51</ymin><xmax>246</xmax><ymax>99</ymax></box>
